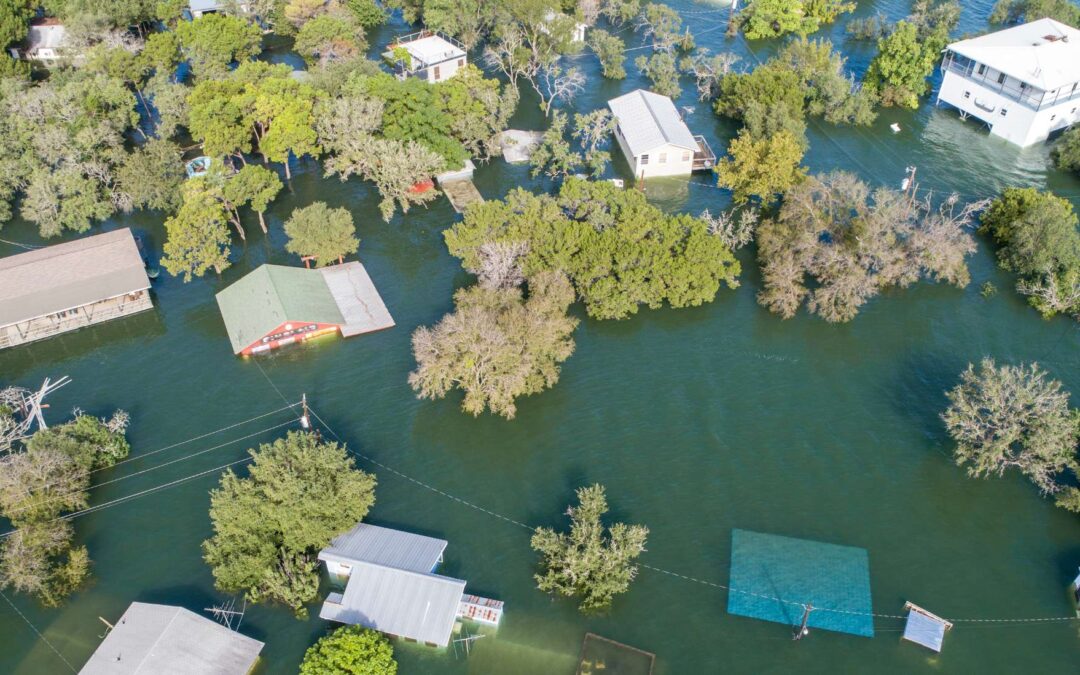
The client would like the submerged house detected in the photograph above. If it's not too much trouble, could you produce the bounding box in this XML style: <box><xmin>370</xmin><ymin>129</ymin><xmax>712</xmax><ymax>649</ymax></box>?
<box><xmin>607</xmin><ymin>89</ymin><xmax>715</xmax><ymax>179</ymax></box>
<box><xmin>319</xmin><ymin>523</ymin><xmax>503</xmax><ymax>648</ymax></box>
<box><xmin>0</xmin><ymin>229</ymin><xmax>152</xmax><ymax>351</ymax></box>
<box><xmin>384</xmin><ymin>31</ymin><xmax>466</xmax><ymax>83</ymax></box>
<box><xmin>8</xmin><ymin>18</ymin><xmax>66</xmax><ymax>64</ymax></box>
<box><xmin>215</xmin><ymin>263</ymin><xmax>394</xmax><ymax>355</ymax></box>
<box><xmin>80</xmin><ymin>602</ymin><xmax>264</xmax><ymax>675</ymax></box>
<box><xmin>937</xmin><ymin>18</ymin><xmax>1080</xmax><ymax>147</ymax></box>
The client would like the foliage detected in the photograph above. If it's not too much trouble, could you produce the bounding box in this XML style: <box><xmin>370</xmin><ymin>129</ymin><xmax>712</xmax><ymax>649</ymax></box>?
<box><xmin>634</xmin><ymin>51</ymin><xmax>680</xmax><ymax>99</ymax></box>
<box><xmin>161</xmin><ymin>187</ymin><xmax>232</xmax><ymax>281</ymax></box>
<box><xmin>295</xmin><ymin>13</ymin><xmax>368</xmax><ymax>67</ymax></box>
<box><xmin>176</xmin><ymin>13</ymin><xmax>263</xmax><ymax>80</ymax></box>
<box><xmin>0</xmin><ymin>1</ymin><xmax>33</xmax><ymax>52</ymax></box>
<box><xmin>115</xmin><ymin>139</ymin><xmax>185</xmax><ymax>213</ymax></box>
<box><xmin>845</xmin><ymin>14</ymin><xmax>891</xmax><ymax>40</ymax></box>
<box><xmin>445</xmin><ymin>179</ymin><xmax>741</xmax><ymax>320</ymax></box>
<box><xmin>345</xmin><ymin>0</ymin><xmax>388</xmax><ymax>27</ymax></box>
<box><xmin>300</xmin><ymin>626</ymin><xmax>397</xmax><ymax>675</ymax></box>
<box><xmin>979</xmin><ymin>187</ymin><xmax>1080</xmax><ymax>320</ymax></box>
<box><xmin>636</xmin><ymin>2</ymin><xmax>686</xmax><ymax>51</ymax></box>
<box><xmin>531</xmin><ymin>484</ymin><xmax>648</xmax><ymax>612</ymax></box>
<box><xmin>284</xmin><ymin>201</ymin><xmax>360</xmax><ymax>266</ymax></box>
<box><xmin>680</xmin><ymin>50</ymin><xmax>739</xmax><ymax>101</ymax></box>
<box><xmin>715</xmin><ymin>129</ymin><xmax>806</xmax><ymax>206</ymax></box>
<box><xmin>740</xmin><ymin>0</ymin><xmax>855</xmax><ymax>39</ymax></box>
<box><xmin>224</xmin><ymin>164</ymin><xmax>284</xmax><ymax>232</ymax></box>
<box><xmin>573</xmin><ymin>109</ymin><xmax>616</xmax><ymax>177</ymax></box>
<box><xmin>990</xmin><ymin>0</ymin><xmax>1080</xmax><ymax>26</ymax></box>
<box><xmin>864</xmin><ymin>22</ymin><xmax>937</xmax><ymax>109</ymax></box>
<box><xmin>530</xmin><ymin>110</ymin><xmax>581</xmax><ymax>179</ymax></box>
<box><xmin>203</xmin><ymin>431</ymin><xmax>377</xmax><ymax>618</ymax></box>
<box><xmin>1053</xmin><ymin>126</ymin><xmax>1080</xmax><ymax>174</ymax></box>
<box><xmin>588</xmin><ymin>28</ymin><xmax>626</xmax><ymax>79</ymax></box>
<box><xmin>756</xmin><ymin>172</ymin><xmax>981</xmax><ymax>322</ymax></box>
<box><xmin>942</xmin><ymin>359</ymin><xmax>1079</xmax><ymax>494</ymax></box>
<box><xmin>410</xmin><ymin>271</ymin><xmax>578</xmax><ymax>419</ymax></box>
<box><xmin>436</xmin><ymin>64</ymin><xmax>518</xmax><ymax>161</ymax></box>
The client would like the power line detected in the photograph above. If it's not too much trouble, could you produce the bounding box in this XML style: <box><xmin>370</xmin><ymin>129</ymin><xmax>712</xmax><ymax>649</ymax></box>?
<box><xmin>0</xmin><ymin>589</ymin><xmax>77</xmax><ymax>673</ymax></box>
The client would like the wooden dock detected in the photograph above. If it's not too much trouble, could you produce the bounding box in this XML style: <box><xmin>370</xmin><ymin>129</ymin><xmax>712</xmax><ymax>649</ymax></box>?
<box><xmin>441</xmin><ymin>179</ymin><xmax>484</xmax><ymax>213</ymax></box>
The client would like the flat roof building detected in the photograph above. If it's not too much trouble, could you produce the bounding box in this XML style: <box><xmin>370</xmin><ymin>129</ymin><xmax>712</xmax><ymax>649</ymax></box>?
<box><xmin>608</xmin><ymin>89</ymin><xmax>714</xmax><ymax>179</ymax></box>
<box><xmin>384</xmin><ymin>31</ymin><xmax>466</xmax><ymax>83</ymax></box>
<box><xmin>0</xmin><ymin>229</ymin><xmax>152</xmax><ymax>350</ymax></box>
<box><xmin>80</xmin><ymin>602</ymin><xmax>264</xmax><ymax>675</ymax></box>
<box><xmin>937</xmin><ymin>18</ymin><xmax>1080</xmax><ymax>146</ymax></box>
<box><xmin>8</xmin><ymin>18</ymin><xmax>67</xmax><ymax>64</ymax></box>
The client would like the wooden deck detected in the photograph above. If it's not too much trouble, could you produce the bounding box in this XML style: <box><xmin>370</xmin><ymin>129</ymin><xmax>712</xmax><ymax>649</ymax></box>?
<box><xmin>692</xmin><ymin>135</ymin><xmax>716</xmax><ymax>171</ymax></box>
<box><xmin>442</xmin><ymin>179</ymin><xmax>484</xmax><ymax>213</ymax></box>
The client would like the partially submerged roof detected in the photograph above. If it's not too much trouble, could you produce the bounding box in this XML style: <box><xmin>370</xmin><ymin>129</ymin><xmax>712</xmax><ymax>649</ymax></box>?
<box><xmin>319</xmin><ymin>522</ymin><xmax>447</xmax><ymax>573</ymax></box>
<box><xmin>397</xmin><ymin>35</ymin><xmax>465</xmax><ymax>68</ymax></box>
<box><xmin>0</xmin><ymin>229</ymin><xmax>149</xmax><ymax>329</ymax></box>
<box><xmin>727</xmin><ymin>529</ymin><xmax>875</xmax><ymax>638</ymax></box>
<box><xmin>902</xmin><ymin>603</ymin><xmax>952</xmax><ymax>653</ymax></box>
<box><xmin>215</xmin><ymin>262</ymin><xmax>394</xmax><ymax>353</ymax></box>
<box><xmin>321</xmin><ymin>562</ymin><xmax>465</xmax><ymax>647</ymax></box>
<box><xmin>79</xmin><ymin>602</ymin><xmax>264</xmax><ymax>675</ymax></box>
<box><xmin>947</xmin><ymin>18</ymin><xmax>1080</xmax><ymax>91</ymax></box>
<box><xmin>607</xmin><ymin>89</ymin><xmax>698</xmax><ymax>156</ymax></box>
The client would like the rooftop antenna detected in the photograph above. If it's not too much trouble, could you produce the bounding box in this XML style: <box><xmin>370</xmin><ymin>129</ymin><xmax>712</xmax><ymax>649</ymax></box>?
<box><xmin>205</xmin><ymin>597</ymin><xmax>247</xmax><ymax>631</ymax></box>
<box><xmin>793</xmin><ymin>603</ymin><xmax>814</xmax><ymax>641</ymax></box>
<box><xmin>1</xmin><ymin>376</ymin><xmax>71</xmax><ymax>449</ymax></box>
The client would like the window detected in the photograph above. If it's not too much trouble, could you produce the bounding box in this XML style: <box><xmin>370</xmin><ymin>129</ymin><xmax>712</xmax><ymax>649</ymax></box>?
<box><xmin>433</xmin><ymin>65</ymin><xmax>441</xmax><ymax>80</ymax></box>
<box><xmin>681</xmin><ymin>150</ymin><xmax>691</xmax><ymax>162</ymax></box>
<box><xmin>457</xmin><ymin>59</ymin><xmax>464</xmax><ymax>67</ymax></box>
<box><xmin>997</xmin><ymin>72</ymin><xmax>1006</xmax><ymax>84</ymax></box>
<box><xmin>963</xmin><ymin>91</ymin><xmax>971</xmax><ymax>99</ymax></box>
<box><xmin>1000</xmin><ymin>108</ymin><xmax>1008</xmax><ymax>116</ymax></box>
<box><xmin>659</xmin><ymin>152</ymin><xmax>667</xmax><ymax>164</ymax></box>
<box><xmin>977</xmin><ymin>64</ymin><xmax>986</xmax><ymax>75</ymax></box>
<box><xmin>640</xmin><ymin>154</ymin><xmax>649</xmax><ymax>165</ymax></box>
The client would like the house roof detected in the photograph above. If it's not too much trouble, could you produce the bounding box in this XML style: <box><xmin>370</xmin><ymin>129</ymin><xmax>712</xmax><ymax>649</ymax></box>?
<box><xmin>79</xmin><ymin>602</ymin><xmax>264</xmax><ymax>675</ymax></box>
<box><xmin>947</xmin><ymin>18</ymin><xmax>1080</xmax><ymax>91</ymax></box>
<box><xmin>903</xmin><ymin>609</ymin><xmax>948</xmax><ymax>652</ymax></box>
<box><xmin>399</xmin><ymin>35</ymin><xmax>465</xmax><ymax>68</ymax></box>
<box><xmin>0</xmin><ymin>229</ymin><xmax>149</xmax><ymax>329</ymax></box>
<box><xmin>25</xmin><ymin>20</ymin><xmax>66</xmax><ymax>53</ymax></box>
<box><xmin>319</xmin><ymin>523</ymin><xmax>448</xmax><ymax>573</ymax></box>
<box><xmin>189</xmin><ymin>0</ymin><xmax>225</xmax><ymax>12</ymax></box>
<box><xmin>320</xmin><ymin>561</ymin><xmax>466</xmax><ymax>647</ymax></box>
<box><xmin>607</xmin><ymin>89</ymin><xmax>698</xmax><ymax>157</ymax></box>
<box><xmin>214</xmin><ymin>262</ymin><xmax>394</xmax><ymax>353</ymax></box>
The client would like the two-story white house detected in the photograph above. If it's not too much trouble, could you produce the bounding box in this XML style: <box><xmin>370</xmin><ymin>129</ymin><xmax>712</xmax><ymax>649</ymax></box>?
<box><xmin>936</xmin><ymin>17</ymin><xmax>1080</xmax><ymax>147</ymax></box>
<box><xmin>607</xmin><ymin>89</ymin><xmax>714</xmax><ymax>179</ymax></box>
<box><xmin>383</xmin><ymin>31</ymin><xmax>466</xmax><ymax>83</ymax></box>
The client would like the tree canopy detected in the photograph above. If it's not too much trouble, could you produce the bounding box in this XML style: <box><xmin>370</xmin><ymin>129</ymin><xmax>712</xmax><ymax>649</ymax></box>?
<box><xmin>203</xmin><ymin>431</ymin><xmax>377</xmax><ymax>618</ymax></box>
<box><xmin>739</xmin><ymin>0</ymin><xmax>855</xmax><ymax>39</ymax></box>
<box><xmin>300</xmin><ymin>626</ymin><xmax>397</xmax><ymax>675</ymax></box>
<box><xmin>284</xmin><ymin>201</ymin><xmax>360</xmax><ymax>266</ymax></box>
<box><xmin>531</xmin><ymin>484</ymin><xmax>648</xmax><ymax>612</ymax></box>
<box><xmin>990</xmin><ymin>0</ymin><xmax>1080</xmax><ymax>26</ymax></box>
<box><xmin>864</xmin><ymin>3</ymin><xmax>958</xmax><ymax>109</ymax></box>
<box><xmin>176</xmin><ymin>13</ymin><xmax>263</xmax><ymax>80</ymax></box>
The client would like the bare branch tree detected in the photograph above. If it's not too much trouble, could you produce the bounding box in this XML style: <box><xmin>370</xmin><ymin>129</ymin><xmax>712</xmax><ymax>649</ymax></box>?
<box><xmin>537</xmin><ymin>65</ymin><xmax>585</xmax><ymax>116</ymax></box>
<box><xmin>473</xmin><ymin>241</ymin><xmax>531</xmax><ymax>290</ymax></box>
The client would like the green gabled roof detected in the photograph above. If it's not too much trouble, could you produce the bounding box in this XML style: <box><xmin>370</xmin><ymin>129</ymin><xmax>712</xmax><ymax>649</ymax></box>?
<box><xmin>215</xmin><ymin>264</ymin><xmax>345</xmax><ymax>353</ymax></box>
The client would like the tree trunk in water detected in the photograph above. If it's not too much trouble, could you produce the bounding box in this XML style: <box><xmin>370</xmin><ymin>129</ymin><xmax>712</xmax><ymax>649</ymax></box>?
<box><xmin>283</xmin><ymin>158</ymin><xmax>292</xmax><ymax>180</ymax></box>
<box><xmin>231</xmin><ymin>212</ymin><xmax>245</xmax><ymax>240</ymax></box>
<box><xmin>258</xmin><ymin>211</ymin><xmax>267</xmax><ymax>233</ymax></box>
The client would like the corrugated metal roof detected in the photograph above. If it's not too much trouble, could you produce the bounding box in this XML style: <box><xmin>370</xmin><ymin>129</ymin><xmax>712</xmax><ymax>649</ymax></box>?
<box><xmin>320</xmin><ymin>562</ymin><xmax>466</xmax><ymax>647</ymax></box>
<box><xmin>79</xmin><ymin>602</ymin><xmax>264</xmax><ymax>675</ymax></box>
<box><xmin>903</xmin><ymin>609</ymin><xmax>947</xmax><ymax>652</ymax></box>
<box><xmin>321</xmin><ymin>263</ymin><xmax>395</xmax><ymax>337</ymax></box>
<box><xmin>0</xmin><ymin>229</ymin><xmax>149</xmax><ymax>328</ymax></box>
<box><xmin>214</xmin><ymin>265</ymin><xmax>345</xmax><ymax>354</ymax></box>
<box><xmin>319</xmin><ymin>523</ymin><xmax>446</xmax><ymax>573</ymax></box>
<box><xmin>607</xmin><ymin>89</ymin><xmax>698</xmax><ymax>157</ymax></box>
<box><xmin>947</xmin><ymin>18</ymin><xmax>1080</xmax><ymax>91</ymax></box>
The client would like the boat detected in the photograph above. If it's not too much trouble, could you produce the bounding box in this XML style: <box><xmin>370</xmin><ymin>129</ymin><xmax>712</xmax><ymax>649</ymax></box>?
<box><xmin>185</xmin><ymin>156</ymin><xmax>212</xmax><ymax>179</ymax></box>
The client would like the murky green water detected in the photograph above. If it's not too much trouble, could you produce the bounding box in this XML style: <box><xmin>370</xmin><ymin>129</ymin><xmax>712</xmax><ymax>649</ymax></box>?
<box><xmin>3</xmin><ymin>2</ymin><xmax>1080</xmax><ymax>673</ymax></box>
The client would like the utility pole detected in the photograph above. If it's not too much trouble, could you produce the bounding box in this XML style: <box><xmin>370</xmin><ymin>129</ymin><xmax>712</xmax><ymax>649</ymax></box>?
<box><xmin>728</xmin><ymin>0</ymin><xmax>740</xmax><ymax>35</ymax></box>
<box><xmin>793</xmin><ymin>603</ymin><xmax>813</xmax><ymax>641</ymax></box>
<box><xmin>300</xmin><ymin>393</ymin><xmax>310</xmax><ymax>430</ymax></box>
<box><xmin>902</xmin><ymin>166</ymin><xmax>918</xmax><ymax>200</ymax></box>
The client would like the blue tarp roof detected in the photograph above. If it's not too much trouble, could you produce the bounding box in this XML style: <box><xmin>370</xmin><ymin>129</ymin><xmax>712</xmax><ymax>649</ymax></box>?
<box><xmin>727</xmin><ymin>529</ymin><xmax>875</xmax><ymax>637</ymax></box>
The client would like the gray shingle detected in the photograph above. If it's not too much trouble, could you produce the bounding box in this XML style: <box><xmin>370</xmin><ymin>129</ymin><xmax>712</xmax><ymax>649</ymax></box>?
<box><xmin>607</xmin><ymin>89</ymin><xmax>698</xmax><ymax>157</ymax></box>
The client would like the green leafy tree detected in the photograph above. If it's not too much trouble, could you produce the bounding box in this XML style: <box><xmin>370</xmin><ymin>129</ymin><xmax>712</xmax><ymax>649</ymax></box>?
<box><xmin>295</xmin><ymin>13</ymin><xmax>367</xmax><ymax>67</ymax></box>
<box><xmin>588</xmin><ymin>28</ymin><xmax>626</xmax><ymax>79</ymax></box>
<box><xmin>345</xmin><ymin>0</ymin><xmax>388</xmax><ymax>27</ymax></box>
<box><xmin>531</xmin><ymin>484</ymin><xmax>648</xmax><ymax>612</ymax></box>
<box><xmin>636</xmin><ymin>2</ymin><xmax>687</xmax><ymax>52</ymax></box>
<box><xmin>436</xmin><ymin>64</ymin><xmax>519</xmax><ymax>161</ymax></box>
<box><xmin>573</xmin><ymin>109</ymin><xmax>616</xmax><ymax>177</ymax></box>
<box><xmin>115</xmin><ymin>139</ymin><xmax>185</xmax><ymax>213</ymax></box>
<box><xmin>162</xmin><ymin>187</ymin><xmax>232</xmax><ymax>281</ymax></box>
<box><xmin>176</xmin><ymin>13</ymin><xmax>263</xmax><ymax>80</ymax></box>
<box><xmin>300</xmin><ymin>626</ymin><xmax>397</xmax><ymax>675</ymax></box>
<box><xmin>980</xmin><ymin>187</ymin><xmax>1080</xmax><ymax>319</ymax></box>
<box><xmin>203</xmin><ymin>431</ymin><xmax>377</xmax><ymax>618</ymax></box>
<box><xmin>634</xmin><ymin>51</ymin><xmax>681</xmax><ymax>99</ymax></box>
<box><xmin>0</xmin><ymin>1</ymin><xmax>34</xmax><ymax>53</ymax></box>
<box><xmin>1053</xmin><ymin>126</ymin><xmax>1080</xmax><ymax>174</ymax></box>
<box><xmin>284</xmin><ymin>201</ymin><xmax>360</xmax><ymax>266</ymax></box>
<box><xmin>410</xmin><ymin>271</ymin><xmax>579</xmax><ymax>419</ymax></box>
<box><xmin>990</xmin><ymin>0</ymin><xmax>1080</xmax><ymax>26</ymax></box>
<box><xmin>188</xmin><ymin>79</ymin><xmax>255</xmax><ymax>160</ymax></box>
<box><xmin>942</xmin><ymin>359</ymin><xmax>1080</xmax><ymax>494</ymax></box>
<box><xmin>715</xmin><ymin>129</ymin><xmax>806</xmax><ymax>205</ymax></box>
<box><xmin>530</xmin><ymin>110</ymin><xmax>582</xmax><ymax>179</ymax></box>
<box><xmin>226</xmin><ymin>164</ymin><xmax>283</xmax><ymax>232</ymax></box>
<box><xmin>864</xmin><ymin>21</ymin><xmax>939</xmax><ymax>109</ymax></box>
<box><xmin>740</xmin><ymin>0</ymin><xmax>855</xmax><ymax>39</ymax></box>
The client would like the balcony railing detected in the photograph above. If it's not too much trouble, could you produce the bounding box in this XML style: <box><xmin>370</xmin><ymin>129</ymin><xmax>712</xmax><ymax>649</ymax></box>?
<box><xmin>941</xmin><ymin>52</ymin><xmax>1080</xmax><ymax>111</ymax></box>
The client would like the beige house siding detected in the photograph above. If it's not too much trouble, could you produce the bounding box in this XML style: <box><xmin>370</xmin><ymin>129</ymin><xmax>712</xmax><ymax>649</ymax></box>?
<box><xmin>614</xmin><ymin>128</ymin><xmax>695</xmax><ymax>178</ymax></box>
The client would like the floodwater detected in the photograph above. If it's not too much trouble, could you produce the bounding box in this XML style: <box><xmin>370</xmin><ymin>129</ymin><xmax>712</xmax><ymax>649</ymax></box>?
<box><xmin>2</xmin><ymin>1</ymin><xmax>1080</xmax><ymax>673</ymax></box>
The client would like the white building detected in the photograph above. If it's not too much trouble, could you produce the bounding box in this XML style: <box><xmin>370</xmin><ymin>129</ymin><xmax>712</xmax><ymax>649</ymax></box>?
<box><xmin>607</xmin><ymin>89</ymin><xmax>714</xmax><ymax>179</ymax></box>
<box><xmin>936</xmin><ymin>18</ymin><xmax>1080</xmax><ymax>147</ymax></box>
<box><xmin>384</xmin><ymin>31</ymin><xmax>466</xmax><ymax>83</ymax></box>
<box><xmin>543</xmin><ymin>10</ymin><xmax>588</xmax><ymax>43</ymax></box>
<box><xmin>8</xmin><ymin>19</ymin><xmax>66</xmax><ymax>64</ymax></box>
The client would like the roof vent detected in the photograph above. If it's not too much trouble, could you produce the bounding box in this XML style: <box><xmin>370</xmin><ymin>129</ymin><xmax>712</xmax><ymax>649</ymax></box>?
<box><xmin>1043</xmin><ymin>34</ymin><xmax>1062</xmax><ymax>42</ymax></box>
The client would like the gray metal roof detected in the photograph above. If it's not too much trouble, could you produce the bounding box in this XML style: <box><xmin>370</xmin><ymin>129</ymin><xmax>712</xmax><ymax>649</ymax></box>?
<box><xmin>319</xmin><ymin>522</ymin><xmax>447</xmax><ymax>573</ymax></box>
<box><xmin>321</xmin><ymin>263</ymin><xmax>395</xmax><ymax>338</ymax></box>
<box><xmin>79</xmin><ymin>602</ymin><xmax>264</xmax><ymax>675</ymax></box>
<box><xmin>320</xmin><ymin>562</ymin><xmax>466</xmax><ymax>647</ymax></box>
<box><xmin>903</xmin><ymin>609</ymin><xmax>948</xmax><ymax>652</ymax></box>
<box><xmin>0</xmin><ymin>229</ymin><xmax>149</xmax><ymax>329</ymax></box>
<box><xmin>607</xmin><ymin>89</ymin><xmax>698</xmax><ymax>157</ymax></box>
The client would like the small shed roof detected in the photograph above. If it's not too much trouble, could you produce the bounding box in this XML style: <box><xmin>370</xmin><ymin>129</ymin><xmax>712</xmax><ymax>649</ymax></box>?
<box><xmin>0</xmin><ymin>229</ymin><xmax>149</xmax><ymax>329</ymax></box>
<box><xmin>903</xmin><ymin>610</ymin><xmax>946</xmax><ymax>652</ymax></box>
<box><xmin>607</xmin><ymin>89</ymin><xmax>698</xmax><ymax>157</ymax></box>
<box><xmin>189</xmin><ymin>0</ymin><xmax>224</xmax><ymax>12</ymax></box>
<box><xmin>320</xmin><ymin>562</ymin><xmax>466</xmax><ymax>647</ymax></box>
<box><xmin>947</xmin><ymin>18</ymin><xmax>1080</xmax><ymax>91</ymax></box>
<box><xmin>26</xmin><ymin>20</ymin><xmax>66</xmax><ymax>53</ymax></box>
<box><xmin>79</xmin><ymin>602</ymin><xmax>264</xmax><ymax>675</ymax></box>
<box><xmin>319</xmin><ymin>522</ymin><xmax>447</xmax><ymax>573</ymax></box>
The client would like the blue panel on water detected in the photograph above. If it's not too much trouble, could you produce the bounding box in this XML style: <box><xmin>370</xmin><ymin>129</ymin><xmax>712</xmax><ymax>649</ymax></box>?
<box><xmin>727</xmin><ymin>529</ymin><xmax>874</xmax><ymax>637</ymax></box>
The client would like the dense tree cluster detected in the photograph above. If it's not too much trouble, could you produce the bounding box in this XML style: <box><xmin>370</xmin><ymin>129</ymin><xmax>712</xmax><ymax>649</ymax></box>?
<box><xmin>284</xmin><ymin>201</ymin><xmax>360</xmax><ymax>266</ymax></box>
<box><xmin>863</xmin><ymin>1</ymin><xmax>960</xmax><ymax>109</ymax></box>
<box><xmin>979</xmin><ymin>188</ymin><xmax>1080</xmax><ymax>320</ymax></box>
<box><xmin>990</xmin><ymin>0</ymin><xmax>1080</xmax><ymax>26</ymax></box>
<box><xmin>203</xmin><ymin>431</ymin><xmax>376</xmax><ymax>618</ymax></box>
<box><xmin>445</xmin><ymin>179</ymin><xmax>741</xmax><ymax>320</ymax></box>
<box><xmin>756</xmin><ymin>172</ymin><xmax>982</xmax><ymax>322</ymax></box>
<box><xmin>300</xmin><ymin>626</ymin><xmax>397</xmax><ymax>675</ymax></box>
<box><xmin>1053</xmin><ymin>127</ymin><xmax>1080</xmax><ymax>175</ymax></box>
<box><xmin>0</xmin><ymin>410</ymin><xmax>130</xmax><ymax>606</ymax></box>
<box><xmin>739</xmin><ymin>0</ymin><xmax>855</xmax><ymax>40</ymax></box>
<box><xmin>531</xmin><ymin>484</ymin><xmax>648</xmax><ymax>612</ymax></box>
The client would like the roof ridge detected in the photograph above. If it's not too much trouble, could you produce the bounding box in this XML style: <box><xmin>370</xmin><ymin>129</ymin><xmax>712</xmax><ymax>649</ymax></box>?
<box><xmin>0</xmin><ymin>229</ymin><xmax>134</xmax><ymax>270</ymax></box>
<box><xmin>350</xmin><ymin>558</ymin><xmax>466</xmax><ymax>585</ymax></box>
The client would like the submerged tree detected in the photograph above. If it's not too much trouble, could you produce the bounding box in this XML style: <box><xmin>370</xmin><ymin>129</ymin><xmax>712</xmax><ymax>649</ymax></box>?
<box><xmin>942</xmin><ymin>359</ymin><xmax>1079</xmax><ymax>495</ymax></box>
<box><xmin>715</xmin><ymin>129</ymin><xmax>806</xmax><ymax>205</ymax></box>
<box><xmin>161</xmin><ymin>188</ymin><xmax>232</xmax><ymax>281</ymax></box>
<box><xmin>300</xmin><ymin>626</ymin><xmax>397</xmax><ymax>675</ymax></box>
<box><xmin>284</xmin><ymin>202</ymin><xmax>360</xmax><ymax>266</ymax></box>
<box><xmin>739</xmin><ymin>0</ymin><xmax>855</xmax><ymax>39</ymax></box>
<box><xmin>531</xmin><ymin>484</ymin><xmax>648</xmax><ymax>612</ymax></box>
<box><xmin>588</xmin><ymin>28</ymin><xmax>626</xmax><ymax>79</ymax></box>
<box><xmin>203</xmin><ymin>431</ymin><xmax>377</xmax><ymax>618</ymax></box>
<box><xmin>176</xmin><ymin>13</ymin><xmax>262</xmax><ymax>80</ymax></box>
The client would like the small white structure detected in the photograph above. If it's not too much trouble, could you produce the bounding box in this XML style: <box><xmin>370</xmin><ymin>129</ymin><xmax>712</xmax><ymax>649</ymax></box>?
<box><xmin>8</xmin><ymin>19</ymin><xmax>66</xmax><ymax>64</ymax></box>
<box><xmin>384</xmin><ymin>31</ymin><xmax>466</xmax><ymax>83</ymax></box>
<box><xmin>80</xmin><ymin>602</ymin><xmax>264</xmax><ymax>675</ymax></box>
<box><xmin>937</xmin><ymin>18</ymin><xmax>1080</xmax><ymax>147</ymax></box>
<box><xmin>543</xmin><ymin>11</ymin><xmax>588</xmax><ymax>43</ymax></box>
<box><xmin>318</xmin><ymin>523</ymin><xmax>503</xmax><ymax>647</ymax></box>
<box><xmin>901</xmin><ymin>602</ymin><xmax>953</xmax><ymax>653</ymax></box>
<box><xmin>608</xmin><ymin>89</ymin><xmax>714</xmax><ymax>178</ymax></box>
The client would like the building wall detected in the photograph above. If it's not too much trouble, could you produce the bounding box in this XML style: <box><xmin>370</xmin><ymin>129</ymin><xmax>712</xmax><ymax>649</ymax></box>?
<box><xmin>241</xmin><ymin>320</ymin><xmax>341</xmax><ymax>355</ymax></box>
<box><xmin>422</xmin><ymin>56</ymin><xmax>466</xmax><ymax>83</ymax></box>
<box><xmin>0</xmin><ymin>291</ymin><xmax>152</xmax><ymax>350</ymax></box>
<box><xmin>938</xmin><ymin>70</ymin><xmax>1080</xmax><ymax>146</ymax></box>
<box><xmin>613</xmin><ymin>130</ymin><xmax>694</xmax><ymax>178</ymax></box>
